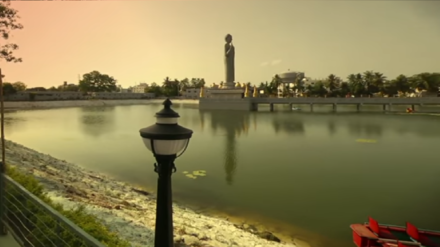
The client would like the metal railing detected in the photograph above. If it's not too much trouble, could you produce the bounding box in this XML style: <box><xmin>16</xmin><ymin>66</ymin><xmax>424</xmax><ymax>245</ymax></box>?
<box><xmin>251</xmin><ymin>97</ymin><xmax>440</xmax><ymax>104</ymax></box>
<box><xmin>0</xmin><ymin>162</ymin><xmax>106</xmax><ymax>247</ymax></box>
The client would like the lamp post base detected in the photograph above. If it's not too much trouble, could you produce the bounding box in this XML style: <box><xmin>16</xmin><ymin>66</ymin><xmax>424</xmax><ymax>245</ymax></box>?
<box><xmin>154</xmin><ymin>156</ymin><xmax>176</xmax><ymax>247</ymax></box>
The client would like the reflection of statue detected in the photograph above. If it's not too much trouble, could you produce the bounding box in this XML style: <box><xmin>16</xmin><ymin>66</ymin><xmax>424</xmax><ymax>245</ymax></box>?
<box><xmin>224</xmin><ymin>34</ymin><xmax>235</xmax><ymax>88</ymax></box>
<box><xmin>204</xmin><ymin>111</ymin><xmax>250</xmax><ymax>185</ymax></box>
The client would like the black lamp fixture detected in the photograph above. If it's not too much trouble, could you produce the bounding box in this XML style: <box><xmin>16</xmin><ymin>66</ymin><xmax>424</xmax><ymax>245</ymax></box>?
<box><xmin>139</xmin><ymin>98</ymin><xmax>193</xmax><ymax>247</ymax></box>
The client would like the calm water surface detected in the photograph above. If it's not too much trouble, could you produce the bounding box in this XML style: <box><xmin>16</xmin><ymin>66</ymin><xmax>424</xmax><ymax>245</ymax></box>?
<box><xmin>5</xmin><ymin>103</ymin><xmax>440</xmax><ymax>247</ymax></box>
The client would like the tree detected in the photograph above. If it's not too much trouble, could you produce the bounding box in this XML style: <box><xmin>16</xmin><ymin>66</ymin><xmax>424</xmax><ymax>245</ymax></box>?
<box><xmin>0</xmin><ymin>0</ymin><xmax>23</xmax><ymax>63</ymax></box>
<box><xmin>292</xmin><ymin>76</ymin><xmax>305</xmax><ymax>94</ymax></box>
<box><xmin>145</xmin><ymin>82</ymin><xmax>162</xmax><ymax>96</ymax></box>
<box><xmin>372</xmin><ymin>72</ymin><xmax>387</xmax><ymax>94</ymax></box>
<box><xmin>12</xmin><ymin>81</ymin><xmax>26</xmax><ymax>91</ymax></box>
<box><xmin>390</xmin><ymin>74</ymin><xmax>410</xmax><ymax>94</ymax></box>
<box><xmin>347</xmin><ymin>73</ymin><xmax>365</xmax><ymax>96</ymax></box>
<box><xmin>179</xmin><ymin>78</ymin><xmax>190</xmax><ymax>90</ymax></box>
<box><xmin>27</xmin><ymin>87</ymin><xmax>46</xmax><ymax>92</ymax></box>
<box><xmin>2</xmin><ymin>82</ymin><xmax>16</xmax><ymax>95</ymax></box>
<box><xmin>78</xmin><ymin>71</ymin><xmax>117</xmax><ymax>92</ymax></box>
<box><xmin>362</xmin><ymin>71</ymin><xmax>375</xmax><ymax>94</ymax></box>
<box><xmin>324</xmin><ymin>74</ymin><xmax>341</xmax><ymax>96</ymax></box>
<box><xmin>311</xmin><ymin>80</ymin><xmax>327</xmax><ymax>97</ymax></box>
<box><xmin>339</xmin><ymin>82</ymin><xmax>351</xmax><ymax>97</ymax></box>
<box><xmin>58</xmin><ymin>84</ymin><xmax>79</xmax><ymax>92</ymax></box>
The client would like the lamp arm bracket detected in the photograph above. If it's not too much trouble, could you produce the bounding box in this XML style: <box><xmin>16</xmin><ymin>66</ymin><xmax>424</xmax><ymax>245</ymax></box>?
<box><xmin>153</xmin><ymin>162</ymin><xmax>177</xmax><ymax>174</ymax></box>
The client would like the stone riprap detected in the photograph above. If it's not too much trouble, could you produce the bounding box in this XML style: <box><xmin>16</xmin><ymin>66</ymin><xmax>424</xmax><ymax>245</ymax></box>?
<box><xmin>3</xmin><ymin>140</ymin><xmax>297</xmax><ymax>247</ymax></box>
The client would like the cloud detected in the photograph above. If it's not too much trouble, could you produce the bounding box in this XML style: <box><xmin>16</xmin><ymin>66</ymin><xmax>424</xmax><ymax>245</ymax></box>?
<box><xmin>260</xmin><ymin>59</ymin><xmax>282</xmax><ymax>67</ymax></box>
<box><xmin>260</xmin><ymin>62</ymin><xmax>269</xmax><ymax>67</ymax></box>
<box><xmin>271</xmin><ymin>59</ymin><xmax>282</xmax><ymax>66</ymax></box>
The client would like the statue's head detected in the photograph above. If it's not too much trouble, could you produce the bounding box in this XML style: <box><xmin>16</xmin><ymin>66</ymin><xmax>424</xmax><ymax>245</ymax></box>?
<box><xmin>225</xmin><ymin>34</ymin><xmax>232</xmax><ymax>43</ymax></box>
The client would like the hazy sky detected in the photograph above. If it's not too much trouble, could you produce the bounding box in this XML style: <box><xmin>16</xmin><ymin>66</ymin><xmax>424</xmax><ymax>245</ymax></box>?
<box><xmin>2</xmin><ymin>1</ymin><xmax>440</xmax><ymax>88</ymax></box>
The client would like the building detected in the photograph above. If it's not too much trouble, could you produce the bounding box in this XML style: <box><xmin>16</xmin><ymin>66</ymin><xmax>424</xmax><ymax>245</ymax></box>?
<box><xmin>276</xmin><ymin>71</ymin><xmax>309</xmax><ymax>98</ymax></box>
<box><xmin>181</xmin><ymin>87</ymin><xmax>220</xmax><ymax>99</ymax></box>
<box><xmin>182</xmin><ymin>87</ymin><xmax>202</xmax><ymax>99</ymax></box>
<box><xmin>132</xmin><ymin>83</ymin><xmax>148</xmax><ymax>93</ymax></box>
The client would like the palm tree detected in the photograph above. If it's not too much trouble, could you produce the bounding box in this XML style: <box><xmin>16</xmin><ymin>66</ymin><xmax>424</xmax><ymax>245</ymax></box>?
<box><xmin>180</xmin><ymin>78</ymin><xmax>190</xmax><ymax>89</ymax></box>
<box><xmin>363</xmin><ymin>71</ymin><xmax>375</xmax><ymax>95</ymax></box>
<box><xmin>347</xmin><ymin>73</ymin><xmax>364</xmax><ymax>96</ymax></box>
<box><xmin>339</xmin><ymin>82</ymin><xmax>350</xmax><ymax>97</ymax></box>
<box><xmin>412</xmin><ymin>73</ymin><xmax>440</xmax><ymax>93</ymax></box>
<box><xmin>409</xmin><ymin>74</ymin><xmax>428</xmax><ymax>91</ymax></box>
<box><xmin>389</xmin><ymin>75</ymin><xmax>410</xmax><ymax>96</ymax></box>
<box><xmin>162</xmin><ymin>77</ymin><xmax>172</xmax><ymax>88</ymax></box>
<box><xmin>324</xmin><ymin>74</ymin><xmax>341</xmax><ymax>96</ymax></box>
<box><xmin>270</xmin><ymin>75</ymin><xmax>283</xmax><ymax>97</ymax></box>
<box><xmin>311</xmin><ymin>81</ymin><xmax>327</xmax><ymax>97</ymax></box>
<box><xmin>372</xmin><ymin>72</ymin><xmax>387</xmax><ymax>94</ymax></box>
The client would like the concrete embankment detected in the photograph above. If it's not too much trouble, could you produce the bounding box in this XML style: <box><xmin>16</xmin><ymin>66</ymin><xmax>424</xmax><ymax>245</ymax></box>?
<box><xmin>4</xmin><ymin>99</ymin><xmax>198</xmax><ymax>110</ymax></box>
<box><xmin>3</xmin><ymin>140</ymin><xmax>297</xmax><ymax>247</ymax></box>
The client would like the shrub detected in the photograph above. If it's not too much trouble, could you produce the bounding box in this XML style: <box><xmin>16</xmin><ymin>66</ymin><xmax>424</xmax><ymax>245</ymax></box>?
<box><xmin>4</xmin><ymin>165</ymin><xmax>130</xmax><ymax>247</ymax></box>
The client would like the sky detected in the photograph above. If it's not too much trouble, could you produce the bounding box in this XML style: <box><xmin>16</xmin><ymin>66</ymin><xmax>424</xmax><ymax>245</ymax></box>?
<box><xmin>1</xmin><ymin>0</ymin><xmax>440</xmax><ymax>88</ymax></box>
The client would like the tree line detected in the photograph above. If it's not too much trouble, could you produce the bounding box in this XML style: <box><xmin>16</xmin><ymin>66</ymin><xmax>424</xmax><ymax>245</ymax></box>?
<box><xmin>1</xmin><ymin>71</ymin><xmax>208</xmax><ymax>97</ymax></box>
<box><xmin>3</xmin><ymin>71</ymin><xmax>440</xmax><ymax>97</ymax></box>
<box><xmin>260</xmin><ymin>72</ymin><xmax>440</xmax><ymax>97</ymax></box>
<box><xmin>145</xmin><ymin>77</ymin><xmax>206</xmax><ymax>96</ymax></box>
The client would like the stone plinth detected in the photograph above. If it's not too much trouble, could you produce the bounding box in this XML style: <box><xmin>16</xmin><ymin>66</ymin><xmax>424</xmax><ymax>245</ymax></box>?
<box><xmin>207</xmin><ymin>88</ymin><xmax>244</xmax><ymax>99</ymax></box>
<box><xmin>199</xmin><ymin>88</ymin><xmax>251</xmax><ymax>111</ymax></box>
<box><xmin>222</xmin><ymin>82</ymin><xmax>236</xmax><ymax>89</ymax></box>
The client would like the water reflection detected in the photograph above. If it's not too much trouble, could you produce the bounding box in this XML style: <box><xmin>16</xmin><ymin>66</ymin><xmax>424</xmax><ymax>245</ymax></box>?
<box><xmin>79</xmin><ymin>106</ymin><xmax>116</xmax><ymax>138</ymax></box>
<box><xmin>347</xmin><ymin>122</ymin><xmax>383</xmax><ymax>137</ymax></box>
<box><xmin>327</xmin><ymin>121</ymin><xmax>336</xmax><ymax>135</ymax></box>
<box><xmin>4</xmin><ymin>113</ymin><xmax>27</xmax><ymax>135</ymax></box>
<box><xmin>199</xmin><ymin>110</ymin><xmax>205</xmax><ymax>131</ymax></box>
<box><xmin>272</xmin><ymin>117</ymin><xmax>305</xmax><ymax>135</ymax></box>
<box><xmin>203</xmin><ymin>110</ymin><xmax>250</xmax><ymax>185</ymax></box>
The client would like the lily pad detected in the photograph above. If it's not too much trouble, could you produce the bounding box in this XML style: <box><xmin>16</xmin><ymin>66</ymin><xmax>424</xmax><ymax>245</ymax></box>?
<box><xmin>185</xmin><ymin>174</ymin><xmax>197</xmax><ymax>179</ymax></box>
<box><xmin>184</xmin><ymin>170</ymin><xmax>207</xmax><ymax>179</ymax></box>
<box><xmin>192</xmin><ymin>170</ymin><xmax>207</xmax><ymax>176</ymax></box>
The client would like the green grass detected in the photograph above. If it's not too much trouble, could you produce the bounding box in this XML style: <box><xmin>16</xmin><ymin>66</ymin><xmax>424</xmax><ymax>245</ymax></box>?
<box><xmin>4</xmin><ymin>165</ymin><xmax>131</xmax><ymax>247</ymax></box>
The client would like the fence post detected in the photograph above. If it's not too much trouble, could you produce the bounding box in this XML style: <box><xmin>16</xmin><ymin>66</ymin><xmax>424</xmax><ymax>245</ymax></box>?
<box><xmin>0</xmin><ymin>161</ymin><xmax>6</xmax><ymax>235</ymax></box>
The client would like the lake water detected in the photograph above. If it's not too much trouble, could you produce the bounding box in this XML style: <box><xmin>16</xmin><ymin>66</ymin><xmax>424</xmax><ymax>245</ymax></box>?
<box><xmin>5</xmin><ymin>102</ymin><xmax>440</xmax><ymax>247</ymax></box>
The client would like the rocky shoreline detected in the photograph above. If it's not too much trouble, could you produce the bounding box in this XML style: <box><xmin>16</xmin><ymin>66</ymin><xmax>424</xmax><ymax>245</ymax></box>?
<box><xmin>3</xmin><ymin>140</ymin><xmax>297</xmax><ymax>247</ymax></box>
<box><xmin>4</xmin><ymin>99</ymin><xmax>198</xmax><ymax>110</ymax></box>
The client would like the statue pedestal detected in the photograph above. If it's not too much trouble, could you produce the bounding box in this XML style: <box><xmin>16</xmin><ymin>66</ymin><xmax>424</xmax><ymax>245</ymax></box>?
<box><xmin>222</xmin><ymin>82</ymin><xmax>236</xmax><ymax>89</ymax></box>
<box><xmin>199</xmin><ymin>87</ymin><xmax>251</xmax><ymax>111</ymax></box>
<box><xmin>208</xmin><ymin>88</ymin><xmax>244</xmax><ymax>99</ymax></box>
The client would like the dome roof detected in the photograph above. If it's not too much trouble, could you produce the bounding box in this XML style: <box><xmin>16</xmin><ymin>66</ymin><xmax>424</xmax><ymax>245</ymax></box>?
<box><xmin>278</xmin><ymin>71</ymin><xmax>305</xmax><ymax>83</ymax></box>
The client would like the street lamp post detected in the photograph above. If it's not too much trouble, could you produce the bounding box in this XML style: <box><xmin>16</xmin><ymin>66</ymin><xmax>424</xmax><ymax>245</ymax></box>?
<box><xmin>139</xmin><ymin>98</ymin><xmax>193</xmax><ymax>247</ymax></box>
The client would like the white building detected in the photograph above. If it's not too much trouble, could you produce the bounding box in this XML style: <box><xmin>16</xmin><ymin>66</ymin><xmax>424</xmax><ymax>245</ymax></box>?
<box><xmin>182</xmin><ymin>87</ymin><xmax>202</xmax><ymax>99</ymax></box>
<box><xmin>132</xmin><ymin>83</ymin><xmax>148</xmax><ymax>93</ymax></box>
